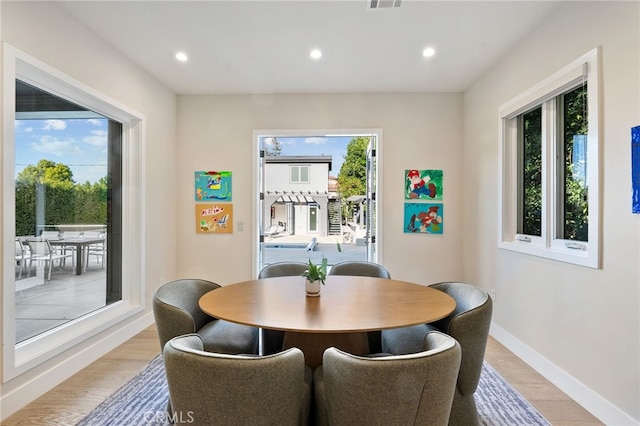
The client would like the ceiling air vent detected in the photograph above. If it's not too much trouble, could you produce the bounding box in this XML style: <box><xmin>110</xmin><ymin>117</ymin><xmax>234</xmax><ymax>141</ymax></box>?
<box><xmin>368</xmin><ymin>0</ymin><xmax>402</xmax><ymax>10</ymax></box>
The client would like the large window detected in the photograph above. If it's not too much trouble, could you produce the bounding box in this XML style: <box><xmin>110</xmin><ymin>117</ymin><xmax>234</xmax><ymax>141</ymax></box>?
<box><xmin>13</xmin><ymin>80</ymin><xmax>122</xmax><ymax>344</ymax></box>
<box><xmin>499</xmin><ymin>48</ymin><xmax>600</xmax><ymax>268</ymax></box>
<box><xmin>3</xmin><ymin>45</ymin><xmax>145</xmax><ymax>380</ymax></box>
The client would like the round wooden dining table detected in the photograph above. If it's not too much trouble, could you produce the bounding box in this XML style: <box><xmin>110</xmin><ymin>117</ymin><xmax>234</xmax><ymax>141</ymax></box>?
<box><xmin>199</xmin><ymin>275</ymin><xmax>456</xmax><ymax>368</ymax></box>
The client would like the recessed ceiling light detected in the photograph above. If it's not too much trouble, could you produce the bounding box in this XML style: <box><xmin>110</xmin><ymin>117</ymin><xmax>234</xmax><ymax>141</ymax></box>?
<box><xmin>422</xmin><ymin>47</ymin><xmax>436</xmax><ymax>58</ymax></box>
<box><xmin>310</xmin><ymin>49</ymin><xmax>322</xmax><ymax>60</ymax></box>
<box><xmin>175</xmin><ymin>51</ymin><xmax>188</xmax><ymax>62</ymax></box>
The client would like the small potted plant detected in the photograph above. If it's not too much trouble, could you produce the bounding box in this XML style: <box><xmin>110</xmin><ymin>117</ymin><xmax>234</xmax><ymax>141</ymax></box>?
<box><xmin>302</xmin><ymin>258</ymin><xmax>327</xmax><ymax>297</ymax></box>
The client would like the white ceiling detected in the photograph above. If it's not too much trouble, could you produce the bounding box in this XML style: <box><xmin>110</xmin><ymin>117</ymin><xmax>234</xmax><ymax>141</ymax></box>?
<box><xmin>58</xmin><ymin>1</ymin><xmax>561</xmax><ymax>95</ymax></box>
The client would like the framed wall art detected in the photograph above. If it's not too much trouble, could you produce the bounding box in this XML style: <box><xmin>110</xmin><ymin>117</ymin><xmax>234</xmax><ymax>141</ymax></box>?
<box><xmin>195</xmin><ymin>171</ymin><xmax>232</xmax><ymax>201</ymax></box>
<box><xmin>405</xmin><ymin>169</ymin><xmax>443</xmax><ymax>200</ymax></box>
<box><xmin>403</xmin><ymin>202</ymin><xmax>443</xmax><ymax>234</ymax></box>
<box><xmin>196</xmin><ymin>203</ymin><xmax>233</xmax><ymax>234</ymax></box>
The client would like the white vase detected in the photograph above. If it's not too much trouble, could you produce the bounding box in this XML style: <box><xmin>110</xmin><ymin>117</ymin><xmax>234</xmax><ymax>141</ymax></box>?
<box><xmin>305</xmin><ymin>279</ymin><xmax>321</xmax><ymax>297</ymax></box>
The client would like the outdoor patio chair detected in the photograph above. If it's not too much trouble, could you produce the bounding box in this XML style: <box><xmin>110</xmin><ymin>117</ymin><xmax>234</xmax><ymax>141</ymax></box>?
<box><xmin>40</xmin><ymin>230</ymin><xmax>60</xmax><ymax>239</ymax></box>
<box><xmin>265</xmin><ymin>222</ymin><xmax>286</xmax><ymax>236</ymax></box>
<box><xmin>26</xmin><ymin>239</ymin><xmax>73</xmax><ymax>280</ymax></box>
<box><xmin>15</xmin><ymin>238</ymin><xmax>30</xmax><ymax>279</ymax></box>
<box><xmin>82</xmin><ymin>231</ymin><xmax>106</xmax><ymax>271</ymax></box>
<box><xmin>60</xmin><ymin>231</ymin><xmax>83</xmax><ymax>263</ymax></box>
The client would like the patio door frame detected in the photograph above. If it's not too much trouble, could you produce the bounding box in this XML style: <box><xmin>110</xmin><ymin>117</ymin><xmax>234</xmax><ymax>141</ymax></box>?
<box><xmin>252</xmin><ymin>129</ymin><xmax>383</xmax><ymax>278</ymax></box>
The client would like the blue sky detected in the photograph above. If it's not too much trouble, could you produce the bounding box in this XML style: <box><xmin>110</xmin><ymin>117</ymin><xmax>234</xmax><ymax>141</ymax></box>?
<box><xmin>14</xmin><ymin>125</ymin><xmax>357</xmax><ymax>183</ymax></box>
<box><xmin>15</xmin><ymin>118</ymin><xmax>108</xmax><ymax>184</ymax></box>
<box><xmin>264</xmin><ymin>136</ymin><xmax>353</xmax><ymax>175</ymax></box>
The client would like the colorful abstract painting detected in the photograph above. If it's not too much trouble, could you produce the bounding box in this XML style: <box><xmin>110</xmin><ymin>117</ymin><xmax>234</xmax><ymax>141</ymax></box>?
<box><xmin>404</xmin><ymin>203</ymin><xmax>444</xmax><ymax>234</ymax></box>
<box><xmin>195</xmin><ymin>171</ymin><xmax>232</xmax><ymax>201</ymax></box>
<box><xmin>633</xmin><ymin>126</ymin><xmax>640</xmax><ymax>213</ymax></box>
<box><xmin>195</xmin><ymin>203</ymin><xmax>233</xmax><ymax>234</ymax></box>
<box><xmin>405</xmin><ymin>169</ymin><xmax>443</xmax><ymax>200</ymax></box>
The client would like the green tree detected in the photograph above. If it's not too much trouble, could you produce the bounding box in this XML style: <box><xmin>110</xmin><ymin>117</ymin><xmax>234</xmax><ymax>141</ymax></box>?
<box><xmin>522</xmin><ymin>107</ymin><xmax>542</xmax><ymax>236</ymax></box>
<box><xmin>337</xmin><ymin>136</ymin><xmax>369</xmax><ymax>200</ymax></box>
<box><xmin>74</xmin><ymin>178</ymin><xmax>108</xmax><ymax>224</ymax></box>
<box><xmin>15</xmin><ymin>159</ymin><xmax>107</xmax><ymax>236</ymax></box>
<box><xmin>265</xmin><ymin>137</ymin><xmax>283</xmax><ymax>156</ymax></box>
<box><xmin>337</xmin><ymin>137</ymin><xmax>369</xmax><ymax>222</ymax></box>
<box><xmin>521</xmin><ymin>85</ymin><xmax>588</xmax><ymax>241</ymax></box>
<box><xmin>562</xmin><ymin>85</ymin><xmax>588</xmax><ymax>241</ymax></box>
<box><xmin>17</xmin><ymin>159</ymin><xmax>74</xmax><ymax>187</ymax></box>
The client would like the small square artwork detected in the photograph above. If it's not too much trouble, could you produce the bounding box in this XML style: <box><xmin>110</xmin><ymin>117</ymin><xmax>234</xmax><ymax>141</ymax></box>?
<box><xmin>404</xmin><ymin>203</ymin><xmax>443</xmax><ymax>234</ymax></box>
<box><xmin>196</xmin><ymin>203</ymin><xmax>233</xmax><ymax>234</ymax></box>
<box><xmin>405</xmin><ymin>169</ymin><xmax>443</xmax><ymax>200</ymax></box>
<box><xmin>195</xmin><ymin>171</ymin><xmax>232</xmax><ymax>201</ymax></box>
<box><xmin>632</xmin><ymin>126</ymin><xmax>640</xmax><ymax>214</ymax></box>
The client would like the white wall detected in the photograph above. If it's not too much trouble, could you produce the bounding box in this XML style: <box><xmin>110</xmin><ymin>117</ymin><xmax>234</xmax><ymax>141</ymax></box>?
<box><xmin>0</xmin><ymin>1</ymin><xmax>177</xmax><ymax>416</ymax></box>
<box><xmin>176</xmin><ymin>93</ymin><xmax>464</xmax><ymax>284</ymax></box>
<box><xmin>463</xmin><ymin>2</ymin><xmax>639</xmax><ymax>423</ymax></box>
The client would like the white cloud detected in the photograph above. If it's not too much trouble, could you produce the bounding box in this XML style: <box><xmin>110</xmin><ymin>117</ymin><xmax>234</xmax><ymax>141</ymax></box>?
<box><xmin>304</xmin><ymin>137</ymin><xmax>328</xmax><ymax>145</ymax></box>
<box><xmin>42</xmin><ymin>120</ymin><xmax>67</xmax><ymax>131</ymax></box>
<box><xmin>87</xmin><ymin>119</ymin><xmax>104</xmax><ymax>126</ymax></box>
<box><xmin>83</xmin><ymin>130</ymin><xmax>107</xmax><ymax>147</ymax></box>
<box><xmin>31</xmin><ymin>135</ymin><xmax>81</xmax><ymax>157</ymax></box>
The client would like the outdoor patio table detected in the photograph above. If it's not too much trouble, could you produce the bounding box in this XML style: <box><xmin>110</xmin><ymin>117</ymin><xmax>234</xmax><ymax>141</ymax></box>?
<box><xmin>46</xmin><ymin>237</ymin><xmax>105</xmax><ymax>275</ymax></box>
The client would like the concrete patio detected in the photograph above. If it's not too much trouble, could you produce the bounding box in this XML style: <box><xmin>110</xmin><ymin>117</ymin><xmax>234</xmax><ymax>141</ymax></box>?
<box><xmin>14</xmin><ymin>261</ymin><xmax>107</xmax><ymax>343</ymax></box>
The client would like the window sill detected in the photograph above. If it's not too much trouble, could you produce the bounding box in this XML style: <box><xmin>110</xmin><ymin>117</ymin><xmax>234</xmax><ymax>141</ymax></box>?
<box><xmin>6</xmin><ymin>301</ymin><xmax>142</xmax><ymax>381</ymax></box>
<box><xmin>498</xmin><ymin>240</ymin><xmax>599</xmax><ymax>269</ymax></box>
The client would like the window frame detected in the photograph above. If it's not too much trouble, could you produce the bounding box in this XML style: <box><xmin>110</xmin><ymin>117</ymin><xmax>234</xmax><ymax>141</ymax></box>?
<box><xmin>2</xmin><ymin>44</ymin><xmax>146</xmax><ymax>380</ymax></box>
<box><xmin>498</xmin><ymin>48</ymin><xmax>601</xmax><ymax>268</ymax></box>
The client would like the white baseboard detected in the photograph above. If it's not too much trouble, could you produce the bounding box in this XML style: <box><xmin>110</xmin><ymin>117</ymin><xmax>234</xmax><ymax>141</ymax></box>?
<box><xmin>490</xmin><ymin>322</ymin><xmax>639</xmax><ymax>426</ymax></box>
<box><xmin>1</xmin><ymin>312</ymin><xmax>154</xmax><ymax>421</ymax></box>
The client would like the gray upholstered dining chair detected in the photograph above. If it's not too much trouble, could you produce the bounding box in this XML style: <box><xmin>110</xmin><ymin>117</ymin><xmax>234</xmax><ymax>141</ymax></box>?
<box><xmin>164</xmin><ymin>333</ymin><xmax>312</xmax><ymax>426</ymax></box>
<box><xmin>258</xmin><ymin>261</ymin><xmax>309</xmax><ymax>355</ymax></box>
<box><xmin>381</xmin><ymin>282</ymin><xmax>493</xmax><ymax>426</ymax></box>
<box><xmin>314</xmin><ymin>331</ymin><xmax>461</xmax><ymax>426</ymax></box>
<box><xmin>328</xmin><ymin>260</ymin><xmax>391</xmax><ymax>353</ymax></box>
<box><xmin>328</xmin><ymin>260</ymin><xmax>391</xmax><ymax>279</ymax></box>
<box><xmin>152</xmin><ymin>278</ymin><xmax>259</xmax><ymax>355</ymax></box>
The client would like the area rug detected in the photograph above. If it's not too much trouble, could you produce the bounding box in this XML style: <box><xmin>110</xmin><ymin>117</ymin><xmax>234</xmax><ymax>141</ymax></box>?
<box><xmin>77</xmin><ymin>355</ymin><xmax>550</xmax><ymax>426</ymax></box>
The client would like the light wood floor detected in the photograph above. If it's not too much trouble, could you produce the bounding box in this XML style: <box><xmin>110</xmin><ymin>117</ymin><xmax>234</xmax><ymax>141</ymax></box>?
<box><xmin>4</xmin><ymin>325</ymin><xmax>603</xmax><ymax>426</ymax></box>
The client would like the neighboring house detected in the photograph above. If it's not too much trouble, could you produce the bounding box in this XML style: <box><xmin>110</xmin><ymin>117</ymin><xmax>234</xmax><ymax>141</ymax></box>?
<box><xmin>264</xmin><ymin>155</ymin><xmax>340</xmax><ymax>237</ymax></box>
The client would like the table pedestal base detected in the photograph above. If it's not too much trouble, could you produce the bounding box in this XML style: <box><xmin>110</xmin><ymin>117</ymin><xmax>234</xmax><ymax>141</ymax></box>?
<box><xmin>283</xmin><ymin>331</ymin><xmax>369</xmax><ymax>370</ymax></box>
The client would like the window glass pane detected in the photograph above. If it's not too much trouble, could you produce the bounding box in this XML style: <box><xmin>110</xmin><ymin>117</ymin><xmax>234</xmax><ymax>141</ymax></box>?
<box><xmin>14</xmin><ymin>80</ymin><xmax>121</xmax><ymax>343</ymax></box>
<box><xmin>519</xmin><ymin>106</ymin><xmax>542</xmax><ymax>236</ymax></box>
<box><xmin>290</xmin><ymin>166</ymin><xmax>299</xmax><ymax>182</ymax></box>
<box><xmin>300</xmin><ymin>166</ymin><xmax>309</xmax><ymax>182</ymax></box>
<box><xmin>560</xmin><ymin>84</ymin><xmax>588</xmax><ymax>241</ymax></box>
<box><xmin>309</xmin><ymin>205</ymin><xmax>317</xmax><ymax>232</ymax></box>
